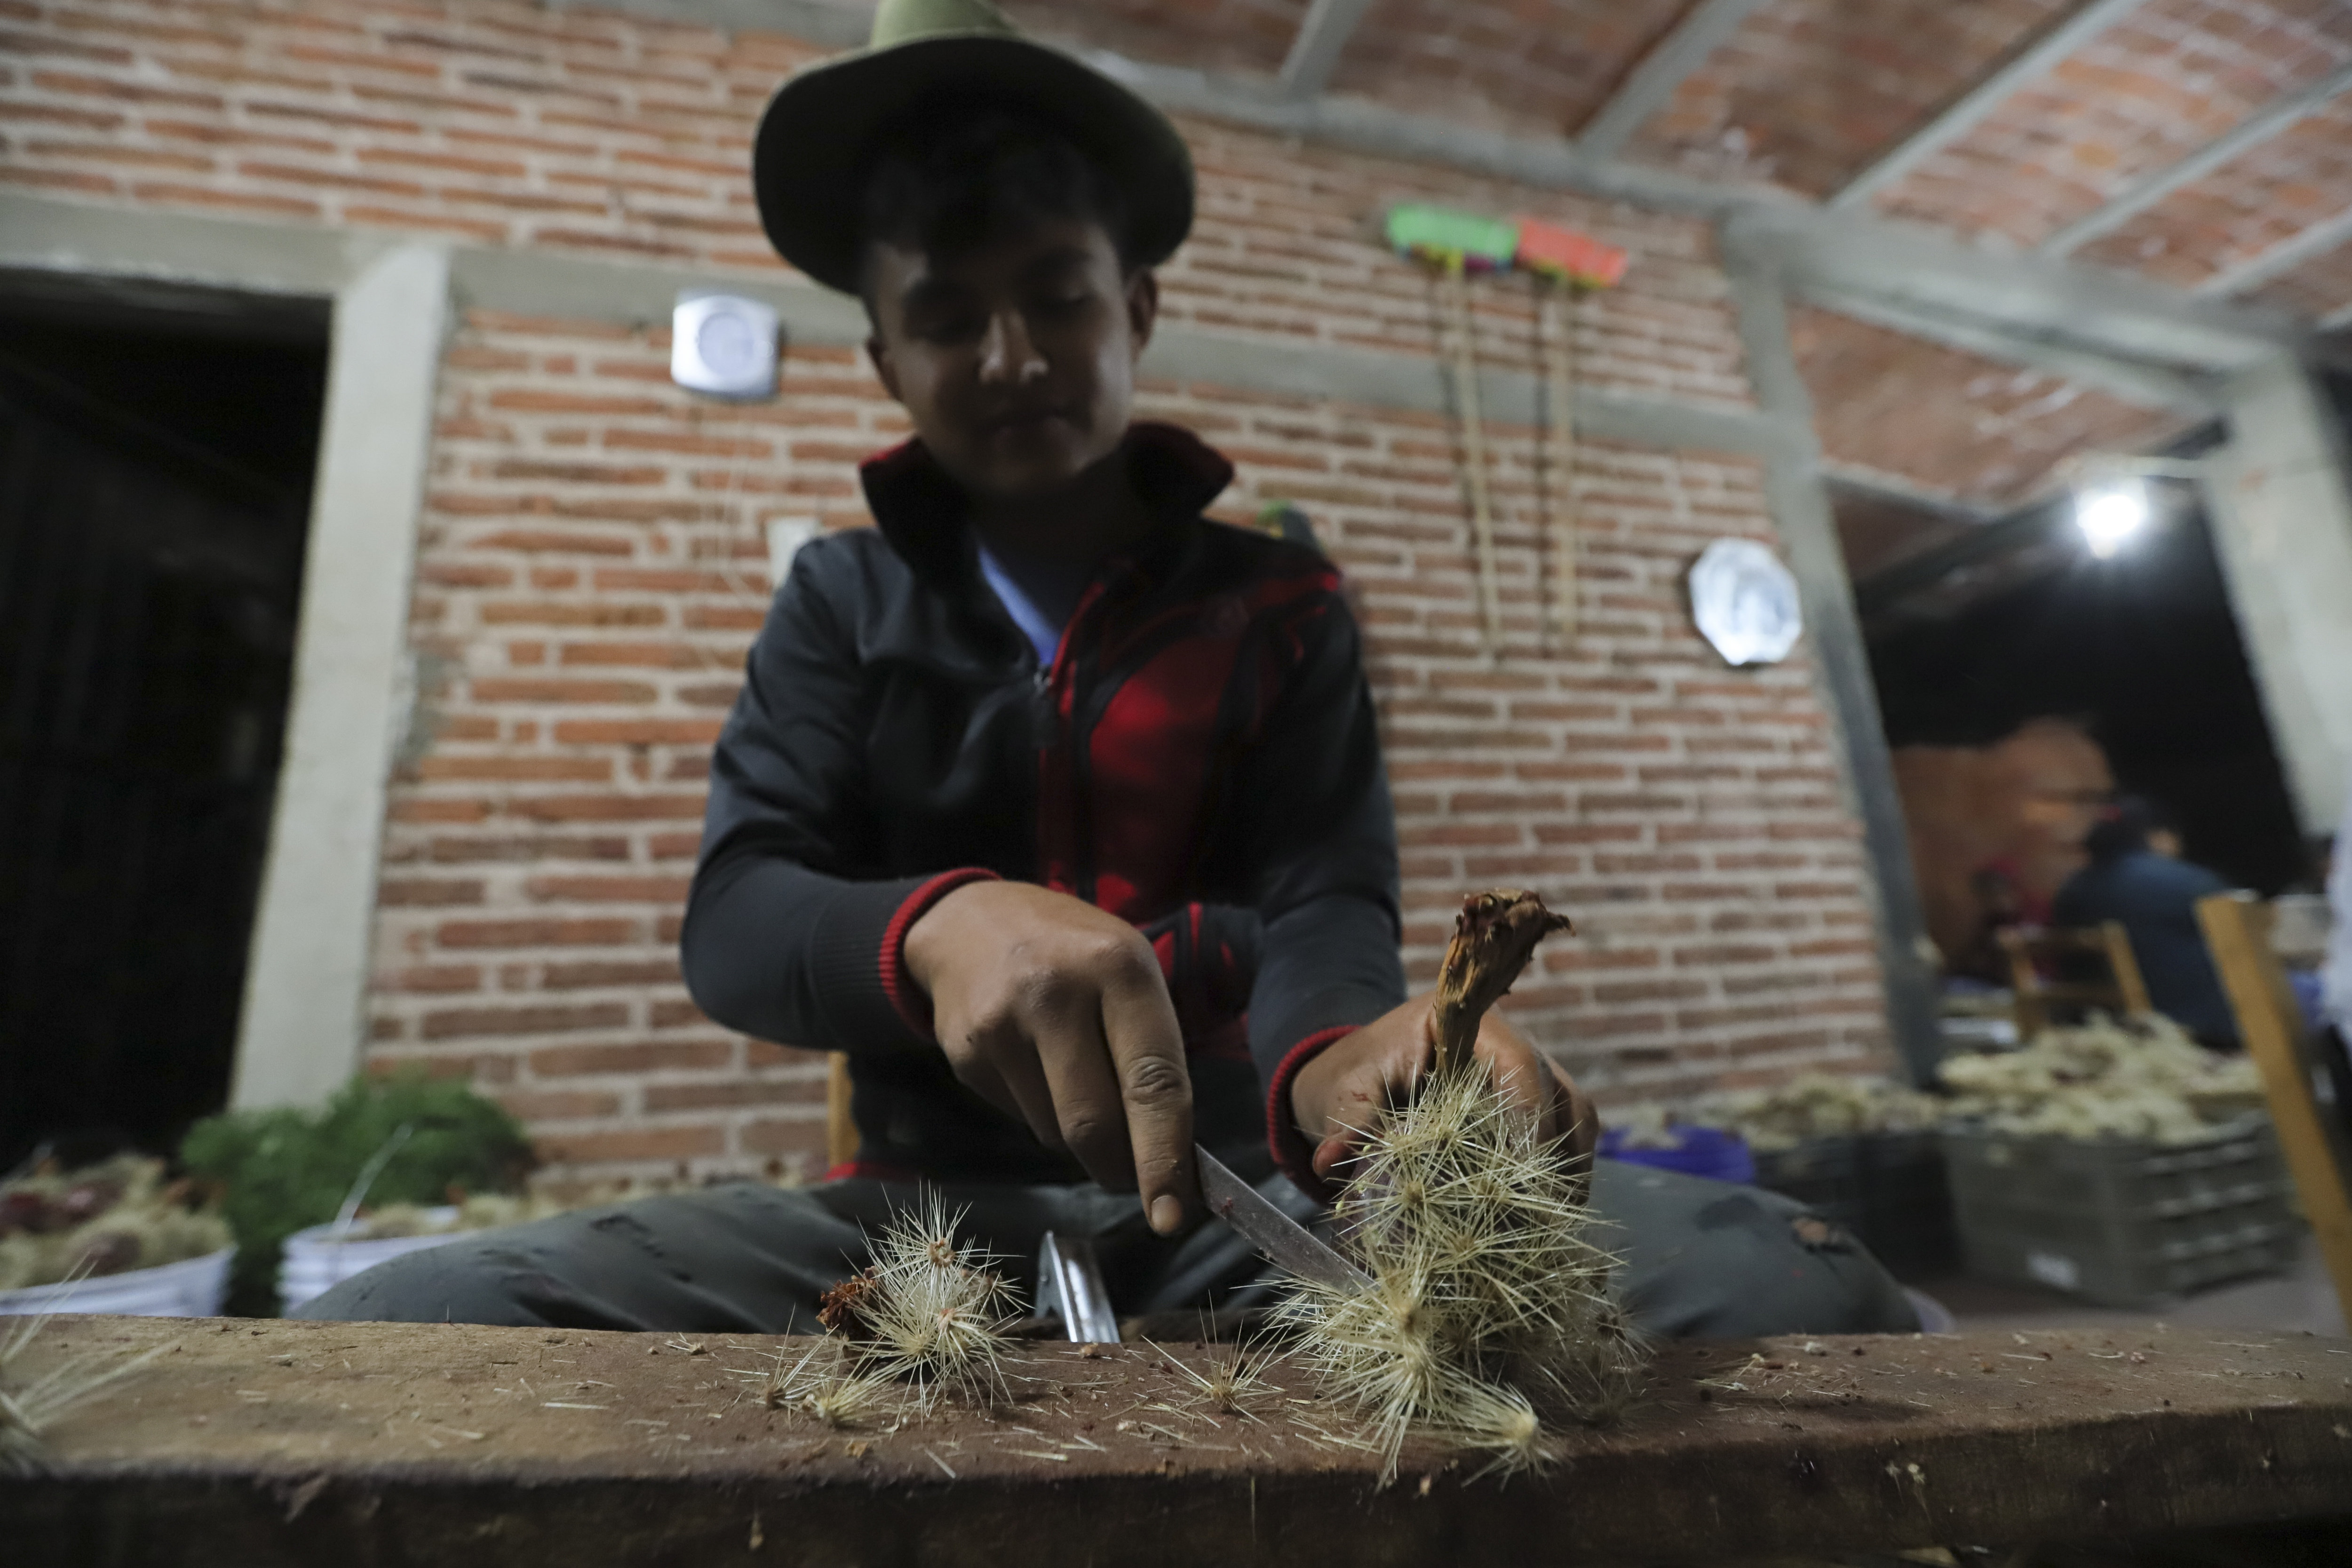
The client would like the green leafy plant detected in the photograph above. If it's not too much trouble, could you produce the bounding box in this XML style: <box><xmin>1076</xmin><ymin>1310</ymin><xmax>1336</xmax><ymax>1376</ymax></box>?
<box><xmin>179</xmin><ymin>1072</ymin><xmax>533</xmax><ymax>1315</ymax></box>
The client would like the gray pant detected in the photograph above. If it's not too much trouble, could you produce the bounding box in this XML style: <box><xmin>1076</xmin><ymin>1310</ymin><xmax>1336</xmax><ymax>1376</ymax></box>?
<box><xmin>293</xmin><ymin>1157</ymin><xmax>1919</xmax><ymax>1339</ymax></box>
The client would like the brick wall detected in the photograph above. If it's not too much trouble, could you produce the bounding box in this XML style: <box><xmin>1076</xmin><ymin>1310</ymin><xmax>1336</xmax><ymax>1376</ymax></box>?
<box><xmin>1635</xmin><ymin>0</ymin><xmax>2076</xmax><ymax>196</ymax></box>
<box><xmin>1</xmin><ymin>0</ymin><xmax>1899</xmax><ymax>1181</ymax></box>
<box><xmin>1872</xmin><ymin>0</ymin><xmax>2352</xmax><ymax>258</ymax></box>
<box><xmin>0</xmin><ymin>0</ymin><xmax>1749</xmax><ymax>412</ymax></box>
<box><xmin>1003</xmin><ymin>0</ymin><xmax>1306</xmax><ymax>80</ymax></box>
<box><xmin>1324</xmin><ymin>0</ymin><xmax>1691</xmax><ymax>140</ymax></box>
<box><xmin>373</xmin><ymin>310</ymin><xmax>1894</xmax><ymax>1181</ymax></box>
<box><xmin>1790</xmin><ymin>306</ymin><xmax>2193</xmax><ymax>506</ymax></box>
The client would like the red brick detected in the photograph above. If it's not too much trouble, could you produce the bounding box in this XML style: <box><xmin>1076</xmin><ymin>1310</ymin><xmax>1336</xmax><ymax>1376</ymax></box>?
<box><xmin>548</xmin><ymin>717</ymin><xmax>723</xmax><ymax>745</ymax></box>
<box><xmin>642</xmin><ymin>1080</ymin><xmax>811</xmax><ymax>1112</ymax></box>
<box><xmin>491</xmin><ymin>1088</ymin><xmax>624</xmax><ymax>1122</ymax></box>
<box><xmin>533</xmin><ymin>1126</ymin><xmax>726</xmax><ymax>1163</ymax></box>
<box><xmin>528</xmin><ymin>1041</ymin><xmax>735</xmax><ymax>1077</ymax></box>
<box><xmin>470</xmin><ymin>677</ymin><xmax>659</xmax><ymax>704</ymax></box>
<box><xmin>437</xmin><ymin>916</ymin><xmax>639</xmax><ymax>949</ymax></box>
<box><xmin>525</xmin><ymin>874</ymin><xmax>692</xmax><ymax>903</ymax></box>
<box><xmin>378</xmin><ymin>876</ymin><xmax>486</xmax><ymax>907</ymax></box>
<box><xmin>541</xmin><ymin>959</ymin><xmax>681</xmax><ymax>989</ymax></box>
<box><xmin>414</xmin><ymin>755</ymin><xmax>614</xmax><ymax>782</ymax></box>
<box><xmin>421</xmin><ymin>1001</ymin><xmax>630</xmax><ymax>1039</ymax></box>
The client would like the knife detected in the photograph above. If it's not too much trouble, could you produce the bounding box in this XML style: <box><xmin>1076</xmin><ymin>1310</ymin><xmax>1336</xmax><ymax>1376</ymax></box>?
<box><xmin>1195</xmin><ymin>1145</ymin><xmax>1374</xmax><ymax>1294</ymax></box>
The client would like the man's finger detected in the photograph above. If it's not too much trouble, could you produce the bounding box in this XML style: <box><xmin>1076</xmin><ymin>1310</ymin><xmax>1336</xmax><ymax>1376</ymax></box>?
<box><xmin>1473</xmin><ymin>1017</ymin><xmax>1552</xmax><ymax>1127</ymax></box>
<box><xmin>1098</xmin><ymin>958</ymin><xmax>1195</xmax><ymax>1235</ymax></box>
<box><xmin>1028</xmin><ymin>993</ymin><xmax>1132</xmax><ymax>1191</ymax></box>
<box><xmin>949</xmin><ymin>1016</ymin><xmax>1064</xmax><ymax>1150</ymax></box>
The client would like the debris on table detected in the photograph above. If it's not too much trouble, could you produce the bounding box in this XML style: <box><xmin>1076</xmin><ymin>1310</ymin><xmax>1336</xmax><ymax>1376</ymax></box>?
<box><xmin>815</xmin><ymin>1191</ymin><xmax>1023</xmax><ymax>1415</ymax></box>
<box><xmin>0</xmin><ymin>1299</ymin><xmax>166</xmax><ymax>1474</ymax></box>
<box><xmin>9</xmin><ymin>1314</ymin><xmax>2348</xmax><ymax>1566</ymax></box>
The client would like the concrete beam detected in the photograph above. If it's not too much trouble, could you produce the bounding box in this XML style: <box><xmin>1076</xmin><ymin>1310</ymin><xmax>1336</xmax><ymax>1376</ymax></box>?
<box><xmin>1726</xmin><ymin>204</ymin><xmax>2300</xmax><ymax>373</ymax></box>
<box><xmin>0</xmin><ymin>188</ymin><xmax>367</xmax><ymax>297</ymax></box>
<box><xmin>1277</xmin><ymin>0</ymin><xmax>1377</xmax><ymax>100</ymax></box>
<box><xmin>1576</xmin><ymin>0</ymin><xmax>1773</xmax><ymax>157</ymax></box>
<box><xmin>2200</xmin><ymin>352</ymin><xmax>2352</xmax><ymax>829</ymax></box>
<box><xmin>1792</xmin><ymin>285</ymin><xmax>2219</xmax><ymax>414</ymax></box>
<box><xmin>2041</xmin><ymin>62</ymin><xmax>2352</xmax><ymax>259</ymax></box>
<box><xmin>1721</xmin><ymin>242</ymin><xmax>1945</xmax><ymax>1086</ymax></box>
<box><xmin>2195</xmin><ymin>204</ymin><xmax>2352</xmax><ymax>300</ymax></box>
<box><xmin>1829</xmin><ymin>0</ymin><xmax>2153</xmax><ymax>211</ymax></box>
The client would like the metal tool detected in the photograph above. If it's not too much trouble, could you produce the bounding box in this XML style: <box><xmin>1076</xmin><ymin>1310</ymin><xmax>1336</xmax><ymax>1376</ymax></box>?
<box><xmin>1039</xmin><ymin>1230</ymin><xmax>1120</xmax><ymax>1344</ymax></box>
<box><xmin>1196</xmin><ymin>1145</ymin><xmax>1374</xmax><ymax>1293</ymax></box>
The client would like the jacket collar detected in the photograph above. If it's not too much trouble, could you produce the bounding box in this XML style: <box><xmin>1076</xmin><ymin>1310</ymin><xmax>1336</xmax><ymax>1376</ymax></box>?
<box><xmin>858</xmin><ymin>421</ymin><xmax>1236</xmax><ymax>592</ymax></box>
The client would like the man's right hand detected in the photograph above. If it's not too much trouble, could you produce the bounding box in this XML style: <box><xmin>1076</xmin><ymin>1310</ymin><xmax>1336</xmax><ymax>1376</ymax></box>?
<box><xmin>902</xmin><ymin>881</ymin><xmax>1198</xmax><ymax>1235</ymax></box>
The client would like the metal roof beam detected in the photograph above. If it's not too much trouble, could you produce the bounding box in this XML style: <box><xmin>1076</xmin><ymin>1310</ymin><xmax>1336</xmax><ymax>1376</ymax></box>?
<box><xmin>1576</xmin><ymin>0</ymin><xmax>1774</xmax><ymax>156</ymax></box>
<box><xmin>1718</xmin><ymin>203</ymin><xmax>2305</xmax><ymax>373</ymax></box>
<box><xmin>1792</xmin><ymin>287</ymin><xmax>2219</xmax><ymax>414</ymax></box>
<box><xmin>1830</xmin><ymin>0</ymin><xmax>2153</xmax><ymax>211</ymax></box>
<box><xmin>2042</xmin><ymin>63</ymin><xmax>2352</xmax><ymax>257</ymax></box>
<box><xmin>1278</xmin><ymin>0</ymin><xmax>1378</xmax><ymax>99</ymax></box>
<box><xmin>2193</xmin><ymin>205</ymin><xmax>2352</xmax><ymax>299</ymax></box>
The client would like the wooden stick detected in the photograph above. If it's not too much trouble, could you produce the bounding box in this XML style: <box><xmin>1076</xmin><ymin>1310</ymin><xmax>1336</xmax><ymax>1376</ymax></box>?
<box><xmin>1430</xmin><ymin>890</ymin><xmax>1573</xmax><ymax>1079</ymax></box>
<box><xmin>1541</xmin><ymin>279</ymin><xmax>1579</xmax><ymax>649</ymax></box>
<box><xmin>2196</xmin><ymin>891</ymin><xmax>2352</xmax><ymax>1324</ymax></box>
<box><xmin>1442</xmin><ymin>258</ymin><xmax>1503</xmax><ymax>659</ymax></box>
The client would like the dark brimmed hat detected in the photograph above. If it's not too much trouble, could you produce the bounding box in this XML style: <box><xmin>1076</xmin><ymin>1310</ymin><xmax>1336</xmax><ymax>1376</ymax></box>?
<box><xmin>752</xmin><ymin>0</ymin><xmax>1195</xmax><ymax>295</ymax></box>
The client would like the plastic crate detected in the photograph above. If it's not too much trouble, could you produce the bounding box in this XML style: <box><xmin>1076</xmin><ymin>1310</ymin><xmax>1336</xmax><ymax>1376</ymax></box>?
<box><xmin>1750</xmin><ymin>1132</ymin><xmax>1960</xmax><ymax>1279</ymax></box>
<box><xmin>1941</xmin><ymin>1114</ymin><xmax>2298</xmax><ymax>1307</ymax></box>
<box><xmin>1858</xmin><ymin>1130</ymin><xmax>1962</xmax><ymax>1278</ymax></box>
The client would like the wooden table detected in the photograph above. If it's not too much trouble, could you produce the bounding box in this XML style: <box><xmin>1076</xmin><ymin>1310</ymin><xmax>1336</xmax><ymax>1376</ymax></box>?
<box><xmin>5</xmin><ymin>1315</ymin><xmax>2350</xmax><ymax>1565</ymax></box>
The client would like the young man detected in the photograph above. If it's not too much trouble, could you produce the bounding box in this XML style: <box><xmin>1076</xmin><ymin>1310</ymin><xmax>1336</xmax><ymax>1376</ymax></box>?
<box><xmin>301</xmin><ymin>0</ymin><xmax>1915</xmax><ymax>1337</ymax></box>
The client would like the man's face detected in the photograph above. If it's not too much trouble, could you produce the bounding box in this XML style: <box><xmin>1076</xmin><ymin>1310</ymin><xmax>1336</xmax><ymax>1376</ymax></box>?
<box><xmin>865</xmin><ymin>217</ymin><xmax>1156</xmax><ymax>503</ymax></box>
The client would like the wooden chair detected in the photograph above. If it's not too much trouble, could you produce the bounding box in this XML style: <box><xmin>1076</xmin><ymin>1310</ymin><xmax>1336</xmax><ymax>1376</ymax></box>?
<box><xmin>2196</xmin><ymin>891</ymin><xmax>2352</xmax><ymax>1326</ymax></box>
<box><xmin>826</xmin><ymin>1052</ymin><xmax>857</xmax><ymax>1172</ymax></box>
<box><xmin>1997</xmin><ymin>921</ymin><xmax>2153</xmax><ymax>1036</ymax></box>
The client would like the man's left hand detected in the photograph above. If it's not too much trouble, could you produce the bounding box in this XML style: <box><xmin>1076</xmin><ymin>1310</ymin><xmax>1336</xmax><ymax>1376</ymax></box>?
<box><xmin>1287</xmin><ymin>995</ymin><xmax>1599</xmax><ymax>1183</ymax></box>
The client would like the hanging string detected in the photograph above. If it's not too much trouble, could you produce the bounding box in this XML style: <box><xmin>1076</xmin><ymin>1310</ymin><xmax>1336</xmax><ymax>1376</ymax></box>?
<box><xmin>1541</xmin><ymin>279</ymin><xmax>1580</xmax><ymax>650</ymax></box>
<box><xmin>1442</xmin><ymin>256</ymin><xmax>1504</xmax><ymax>660</ymax></box>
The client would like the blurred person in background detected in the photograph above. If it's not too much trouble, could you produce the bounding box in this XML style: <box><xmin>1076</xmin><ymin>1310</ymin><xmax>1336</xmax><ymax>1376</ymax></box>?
<box><xmin>2053</xmin><ymin>796</ymin><xmax>2237</xmax><ymax>1050</ymax></box>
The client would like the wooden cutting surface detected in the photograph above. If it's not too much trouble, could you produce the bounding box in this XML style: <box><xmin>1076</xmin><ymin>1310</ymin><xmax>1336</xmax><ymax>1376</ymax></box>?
<box><xmin>4</xmin><ymin>1314</ymin><xmax>2350</xmax><ymax>1565</ymax></box>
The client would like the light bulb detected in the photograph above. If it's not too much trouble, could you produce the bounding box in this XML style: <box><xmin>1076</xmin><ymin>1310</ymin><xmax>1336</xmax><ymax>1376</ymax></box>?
<box><xmin>2076</xmin><ymin>481</ymin><xmax>2149</xmax><ymax>559</ymax></box>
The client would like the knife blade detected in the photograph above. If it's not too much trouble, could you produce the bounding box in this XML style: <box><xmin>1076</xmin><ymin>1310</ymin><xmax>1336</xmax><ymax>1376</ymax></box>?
<box><xmin>1195</xmin><ymin>1145</ymin><xmax>1374</xmax><ymax>1294</ymax></box>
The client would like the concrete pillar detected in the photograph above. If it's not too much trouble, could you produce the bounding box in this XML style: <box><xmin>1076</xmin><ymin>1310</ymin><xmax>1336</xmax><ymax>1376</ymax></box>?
<box><xmin>1720</xmin><ymin>225</ymin><xmax>1946</xmax><ymax>1086</ymax></box>
<box><xmin>2202</xmin><ymin>353</ymin><xmax>2352</xmax><ymax>832</ymax></box>
<box><xmin>231</xmin><ymin>242</ymin><xmax>451</xmax><ymax>1109</ymax></box>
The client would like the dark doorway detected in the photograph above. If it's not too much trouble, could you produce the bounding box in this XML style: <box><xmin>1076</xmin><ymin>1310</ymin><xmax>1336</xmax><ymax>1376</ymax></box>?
<box><xmin>0</xmin><ymin>273</ymin><xmax>330</xmax><ymax>1171</ymax></box>
<box><xmin>1863</xmin><ymin>475</ymin><xmax>2307</xmax><ymax>895</ymax></box>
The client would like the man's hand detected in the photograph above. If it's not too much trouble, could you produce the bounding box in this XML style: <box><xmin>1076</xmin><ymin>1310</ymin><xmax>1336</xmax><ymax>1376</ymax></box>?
<box><xmin>1288</xmin><ymin>994</ymin><xmax>1598</xmax><ymax>1183</ymax></box>
<box><xmin>904</xmin><ymin>881</ymin><xmax>1197</xmax><ymax>1234</ymax></box>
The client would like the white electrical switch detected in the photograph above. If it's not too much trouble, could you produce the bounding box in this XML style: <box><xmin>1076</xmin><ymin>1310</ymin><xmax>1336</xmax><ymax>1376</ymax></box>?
<box><xmin>671</xmin><ymin>292</ymin><xmax>779</xmax><ymax>399</ymax></box>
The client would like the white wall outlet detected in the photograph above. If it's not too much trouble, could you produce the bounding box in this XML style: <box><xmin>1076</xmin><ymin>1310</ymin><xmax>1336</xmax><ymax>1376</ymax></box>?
<box><xmin>671</xmin><ymin>292</ymin><xmax>779</xmax><ymax>399</ymax></box>
<box><xmin>767</xmin><ymin>515</ymin><xmax>820</xmax><ymax>589</ymax></box>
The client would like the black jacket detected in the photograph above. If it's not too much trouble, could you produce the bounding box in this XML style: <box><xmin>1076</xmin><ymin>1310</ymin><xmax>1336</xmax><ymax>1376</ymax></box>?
<box><xmin>681</xmin><ymin>423</ymin><xmax>1404</xmax><ymax>1186</ymax></box>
